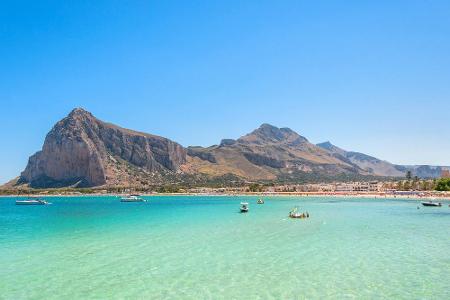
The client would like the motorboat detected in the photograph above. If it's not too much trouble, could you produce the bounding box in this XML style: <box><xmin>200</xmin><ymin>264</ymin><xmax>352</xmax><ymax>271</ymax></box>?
<box><xmin>16</xmin><ymin>197</ymin><xmax>49</xmax><ymax>205</ymax></box>
<box><xmin>421</xmin><ymin>201</ymin><xmax>442</xmax><ymax>207</ymax></box>
<box><xmin>257</xmin><ymin>198</ymin><xmax>264</xmax><ymax>204</ymax></box>
<box><xmin>240</xmin><ymin>202</ymin><xmax>249</xmax><ymax>213</ymax></box>
<box><xmin>289</xmin><ymin>207</ymin><xmax>309</xmax><ymax>219</ymax></box>
<box><xmin>120</xmin><ymin>195</ymin><xmax>145</xmax><ymax>202</ymax></box>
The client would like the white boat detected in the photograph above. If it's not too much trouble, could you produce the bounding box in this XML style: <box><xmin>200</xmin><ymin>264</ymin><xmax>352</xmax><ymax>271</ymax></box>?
<box><xmin>421</xmin><ymin>201</ymin><xmax>442</xmax><ymax>207</ymax></box>
<box><xmin>120</xmin><ymin>195</ymin><xmax>145</xmax><ymax>202</ymax></box>
<box><xmin>240</xmin><ymin>202</ymin><xmax>249</xmax><ymax>213</ymax></box>
<box><xmin>257</xmin><ymin>198</ymin><xmax>264</xmax><ymax>204</ymax></box>
<box><xmin>16</xmin><ymin>197</ymin><xmax>49</xmax><ymax>205</ymax></box>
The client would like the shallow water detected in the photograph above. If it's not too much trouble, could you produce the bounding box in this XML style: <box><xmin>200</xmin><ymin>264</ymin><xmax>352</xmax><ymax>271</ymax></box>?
<box><xmin>1</xmin><ymin>196</ymin><xmax>449</xmax><ymax>299</ymax></box>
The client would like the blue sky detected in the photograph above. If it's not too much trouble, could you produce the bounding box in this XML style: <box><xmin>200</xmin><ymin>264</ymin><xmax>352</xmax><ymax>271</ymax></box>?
<box><xmin>1</xmin><ymin>0</ymin><xmax>450</xmax><ymax>183</ymax></box>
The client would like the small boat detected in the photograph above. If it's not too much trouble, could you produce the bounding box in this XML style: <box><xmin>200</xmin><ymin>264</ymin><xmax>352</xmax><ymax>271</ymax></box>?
<box><xmin>16</xmin><ymin>197</ymin><xmax>49</xmax><ymax>205</ymax></box>
<box><xmin>289</xmin><ymin>207</ymin><xmax>309</xmax><ymax>219</ymax></box>
<box><xmin>240</xmin><ymin>202</ymin><xmax>249</xmax><ymax>213</ymax></box>
<box><xmin>421</xmin><ymin>201</ymin><xmax>442</xmax><ymax>207</ymax></box>
<box><xmin>120</xmin><ymin>195</ymin><xmax>145</xmax><ymax>202</ymax></box>
<box><xmin>257</xmin><ymin>198</ymin><xmax>264</xmax><ymax>204</ymax></box>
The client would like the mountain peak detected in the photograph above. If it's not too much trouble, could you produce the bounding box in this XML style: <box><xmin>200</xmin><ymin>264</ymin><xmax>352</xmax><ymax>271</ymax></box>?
<box><xmin>317</xmin><ymin>141</ymin><xmax>335</xmax><ymax>150</ymax></box>
<box><xmin>238</xmin><ymin>124</ymin><xmax>308</xmax><ymax>145</ymax></box>
<box><xmin>317</xmin><ymin>141</ymin><xmax>348</xmax><ymax>156</ymax></box>
<box><xmin>65</xmin><ymin>108</ymin><xmax>96</xmax><ymax>125</ymax></box>
<box><xmin>51</xmin><ymin>108</ymin><xmax>97</xmax><ymax>133</ymax></box>
<box><xmin>68</xmin><ymin>107</ymin><xmax>90</xmax><ymax>117</ymax></box>
<box><xmin>258</xmin><ymin>123</ymin><xmax>278</xmax><ymax>129</ymax></box>
<box><xmin>255</xmin><ymin>123</ymin><xmax>285</xmax><ymax>140</ymax></box>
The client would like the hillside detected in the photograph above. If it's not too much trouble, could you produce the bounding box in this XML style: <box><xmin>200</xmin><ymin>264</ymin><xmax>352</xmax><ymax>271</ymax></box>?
<box><xmin>186</xmin><ymin>124</ymin><xmax>364</xmax><ymax>181</ymax></box>
<box><xmin>317</xmin><ymin>141</ymin><xmax>448</xmax><ymax>178</ymax></box>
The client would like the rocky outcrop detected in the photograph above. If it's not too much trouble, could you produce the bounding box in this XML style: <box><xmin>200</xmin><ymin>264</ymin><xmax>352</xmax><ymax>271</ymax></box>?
<box><xmin>242</xmin><ymin>152</ymin><xmax>285</xmax><ymax>168</ymax></box>
<box><xmin>187</xmin><ymin>147</ymin><xmax>217</xmax><ymax>163</ymax></box>
<box><xmin>237</xmin><ymin>124</ymin><xmax>309</xmax><ymax>147</ymax></box>
<box><xmin>220</xmin><ymin>139</ymin><xmax>237</xmax><ymax>147</ymax></box>
<box><xmin>19</xmin><ymin>108</ymin><xmax>186</xmax><ymax>187</ymax></box>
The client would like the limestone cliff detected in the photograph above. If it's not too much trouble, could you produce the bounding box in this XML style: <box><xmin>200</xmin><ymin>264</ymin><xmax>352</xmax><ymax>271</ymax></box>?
<box><xmin>19</xmin><ymin>108</ymin><xmax>186</xmax><ymax>187</ymax></box>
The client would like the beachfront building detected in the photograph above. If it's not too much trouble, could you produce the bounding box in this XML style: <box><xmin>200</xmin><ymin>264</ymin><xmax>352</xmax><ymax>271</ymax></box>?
<box><xmin>318</xmin><ymin>184</ymin><xmax>335</xmax><ymax>192</ymax></box>
<box><xmin>335</xmin><ymin>181</ymin><xmax>381</xmax><ymax>193</ymax></box>
<box><xmin>354</xmin><ymin>181</ymin><xmax>380</xmax><ymax>192</ymax></box>
<box><xmin>335</xmin><ymin>183</ymin><xmax>353</xmax><ymax>192</ymax></box>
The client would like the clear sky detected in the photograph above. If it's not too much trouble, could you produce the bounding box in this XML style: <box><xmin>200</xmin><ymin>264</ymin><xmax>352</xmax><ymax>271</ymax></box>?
<box><xmin>1</xmin><ymin>0</ymin><xmax>450</xmax><ymax>184</ymax></box>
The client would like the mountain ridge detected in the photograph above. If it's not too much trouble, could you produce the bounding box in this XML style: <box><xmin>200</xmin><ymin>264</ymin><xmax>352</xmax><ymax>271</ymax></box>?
<box><xmin>317</xmin><ymin>141</ymin><xmax>448</xmax><ymax>179</ymax></box>
<box><xmin>8</xmin><ymin>108</ymin><xmax>448</xmax><ymax>188</ymax></box>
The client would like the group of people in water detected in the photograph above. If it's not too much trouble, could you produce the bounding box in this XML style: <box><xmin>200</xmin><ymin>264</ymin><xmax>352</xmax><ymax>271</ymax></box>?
<box><xmin>295</xmin><ymin>211</ymin><xmax>309</xmax><ymax>219</ymax></box>
<box><xmin>289</xmin><ymin>207</ymin><xmax>310</xmax><ymax>219</ymax></box>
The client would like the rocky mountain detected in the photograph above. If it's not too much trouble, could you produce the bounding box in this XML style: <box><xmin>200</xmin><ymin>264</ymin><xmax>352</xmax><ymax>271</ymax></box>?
<box><xmin>317</xmin><ymin>141</ymin><xmax>405</xmax><ymax>177</ymax></box>
<box><xmin>317</xmin><ymin>141</ymin><xmax>448</xmax><ymax>178</ymax></box>
<box><xmin>186</xmin><ymin>124</ymin><xmax>363</xmax><ymax>181</ymax></box>
<box><xmin>12</xmin><ymin>108</ymin><xmax>447</xmax><ymax>188</ymax></box>
<box><xmin>395</xmin><ymin>165</ymin><xmax>446</xmax><ymax>179</ymax></box>
<box><xmin>18</xmin><ymin>108</ymin><xmax>186</xmax><ymax>188</ymax></box>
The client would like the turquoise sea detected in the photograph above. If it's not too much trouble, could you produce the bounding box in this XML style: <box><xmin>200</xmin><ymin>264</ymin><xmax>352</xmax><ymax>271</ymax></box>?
<box><xmin>1</xmin><ymin>196</ymin><xmax>449</xmax><ymax>299</ymax></box>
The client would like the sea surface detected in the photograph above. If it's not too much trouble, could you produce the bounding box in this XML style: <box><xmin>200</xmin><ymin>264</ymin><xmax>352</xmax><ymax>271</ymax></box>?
<box><xmin>1</xmin><ymin>196</ymin><xmax>449</xmax><ymax>299</ymax></box>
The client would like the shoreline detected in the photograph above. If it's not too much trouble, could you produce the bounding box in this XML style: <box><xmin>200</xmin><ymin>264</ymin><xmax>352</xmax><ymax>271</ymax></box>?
<box><xmin>2</xmin><ymin>192</ymin><xmax>450</xmax><ymax>202</ymax></box>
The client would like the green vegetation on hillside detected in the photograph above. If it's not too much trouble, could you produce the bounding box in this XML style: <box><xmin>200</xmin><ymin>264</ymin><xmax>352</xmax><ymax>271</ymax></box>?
<box><xmin>248</xmin><ymin>183</ymin><xmax>264</xmax><ymax>192</ymax></box>
<box><xmin>435</xmin><ymin>178</ymin><xmax>450</xmax><ymax>191</ymax></box>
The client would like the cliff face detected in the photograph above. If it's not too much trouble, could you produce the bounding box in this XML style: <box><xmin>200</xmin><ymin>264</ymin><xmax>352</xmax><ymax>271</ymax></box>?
<box><xmin>20</xmin><ymin>108</ymin><xmax>186</xmax><ymax>187</ymax></box>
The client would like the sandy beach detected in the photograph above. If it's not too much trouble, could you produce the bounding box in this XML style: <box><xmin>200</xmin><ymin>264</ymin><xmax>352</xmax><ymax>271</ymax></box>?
<box><xmin>3</xmin><ymin>191</ymin><xmax>450</xmax><ymax>202</ymax></box>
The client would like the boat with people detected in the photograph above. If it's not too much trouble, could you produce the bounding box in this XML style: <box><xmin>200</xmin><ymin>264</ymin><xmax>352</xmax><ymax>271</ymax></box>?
<box><xmin>289</xmin><ymin>207</ymin><xmax>309</xmax><ymax>219</ymax></box>
<box><xmin>257</xmin><ymin>198</ymin><xmax>264</xmax><ymax>204</ymax></box>
<box><xmin>120</xmin><ymin>195</ymin><xmax>146</xmax><ymax>202</ymax></box>
<box><xmin>16</xmin><ymin>197</ymin><xmax>49</xmax><ymax>205</ymax></box>
<box><xmin>421</xmin><ymin>201</ymin><xmax>442</xmax><ymax>207</ymax></box>
<box><xmin>240</xmin><ymin>202</ymin><xmax>249</xmax><ymax>213</ymax></box>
